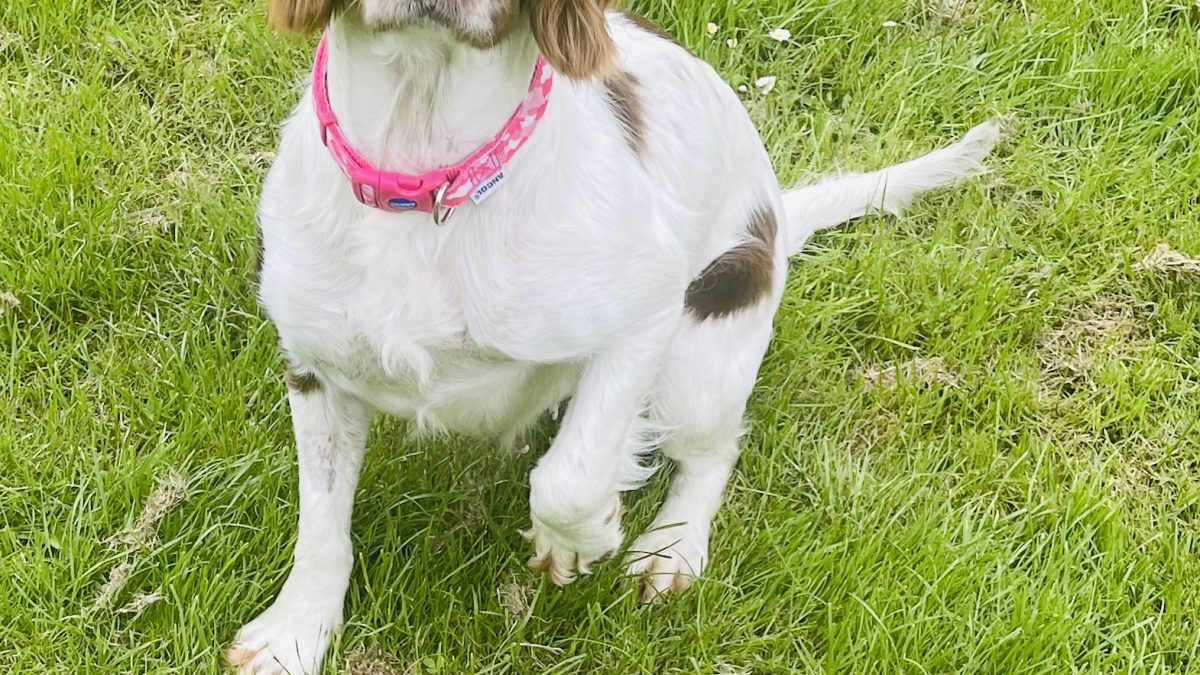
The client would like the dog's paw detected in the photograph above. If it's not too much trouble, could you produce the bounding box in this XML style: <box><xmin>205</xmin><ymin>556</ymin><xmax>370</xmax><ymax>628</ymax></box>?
<box><xmin>626</xmin><ymin>523</ymin><xmax>708</xmax><ymax>603</ymax></box>
<box><xmin>227</xmin><ymin>601</ymin><xmax>340</xmax><ymax>675</ymax></box>
<box><xmin>524</xmin><ymin>496</ymin><xmax>623</xmax><ymax>585</ymax></box>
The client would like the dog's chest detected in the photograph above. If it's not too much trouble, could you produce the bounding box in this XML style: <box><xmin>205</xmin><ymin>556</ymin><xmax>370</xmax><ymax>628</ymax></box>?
<box><xmin>267</xmin><ymin>233</ymin><xmax>463</xmax><ymax>369</ymax></box>
<box><xmin>260</xmin><ymin>216</ymin><xmax>577</xmax><ymax>426</ymax></box>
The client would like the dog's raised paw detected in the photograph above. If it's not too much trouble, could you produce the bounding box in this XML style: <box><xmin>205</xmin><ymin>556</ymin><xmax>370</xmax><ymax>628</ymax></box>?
<box><xmin>524</xmin><ymin>497</ymin><xmax>623</xmax><ymax>585</ymax></box>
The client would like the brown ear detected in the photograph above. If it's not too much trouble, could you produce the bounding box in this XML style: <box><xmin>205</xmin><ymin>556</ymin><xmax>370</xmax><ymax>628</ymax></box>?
<box><xmin>268</xmin><ymin>0</ymin><xmax>340</xmax><ymax>34</ymax></box>
<box><xmin>528</xmin><ymin>0</ymin><xmax>616</xmax><ymax>81</ymax></box>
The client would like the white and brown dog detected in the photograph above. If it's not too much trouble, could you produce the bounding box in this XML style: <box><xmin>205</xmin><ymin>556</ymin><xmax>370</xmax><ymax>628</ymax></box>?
<box><xmin>230</xmin><ymin>0</ymin><xmax>999</xmax><ymax>671</ymax></box>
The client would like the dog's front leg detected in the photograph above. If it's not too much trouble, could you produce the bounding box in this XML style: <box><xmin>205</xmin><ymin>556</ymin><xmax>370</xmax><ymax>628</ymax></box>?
<box><xmin>228</xmin><ymin>372</ymin><xmax>371</xmax><ymax>675</ymax></box>
<box><xmin>525</xmin><ymin>330</ymin><xmax>668</xmax><ymax>585</ymax></box>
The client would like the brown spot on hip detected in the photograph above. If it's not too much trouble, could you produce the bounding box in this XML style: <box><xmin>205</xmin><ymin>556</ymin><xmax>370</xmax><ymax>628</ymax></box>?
<box><xmin>604</xmin><ymin>70</ymin><xmax>646</xmax><ymax>159</ymax></box>
<box><xmin>285</xmin><ymin>366</ymin><xmax>323</xmax><ymax>394</ymax></box>
<box><xmin>685</xmin><ymin>205</ymin><xmax>778</xmax><ymax>321</ymax></box>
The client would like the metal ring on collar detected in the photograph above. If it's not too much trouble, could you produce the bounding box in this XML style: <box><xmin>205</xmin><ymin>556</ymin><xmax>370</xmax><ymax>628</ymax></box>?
<box><xmin>433</xmin><ymin>182</ymin><xmax>455</xmax><ymax>227</ymax></box>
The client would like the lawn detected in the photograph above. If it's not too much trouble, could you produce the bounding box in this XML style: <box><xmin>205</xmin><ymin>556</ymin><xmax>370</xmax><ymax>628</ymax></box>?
<box><xmin>3</xmin><ymin>0</ymin><xmax>1200</xmax><ymax>672</ymax></box>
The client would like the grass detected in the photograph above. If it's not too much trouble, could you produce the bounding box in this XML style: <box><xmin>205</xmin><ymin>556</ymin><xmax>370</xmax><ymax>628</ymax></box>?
<box><xmin>2</xmin><ymin>0</ymin><xmax>1200</xmax><ymax>672</ymax></box>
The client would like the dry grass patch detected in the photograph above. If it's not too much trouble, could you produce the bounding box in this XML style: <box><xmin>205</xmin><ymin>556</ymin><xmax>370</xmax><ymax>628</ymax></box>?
<box><xmin>1105</xmin><ymin>422</ymin><xmax>1195</xmax><ymax>500</ymax></box>
<box><xmin>1133</xmin><ymin>243</ymin><xmax>1200</xmax><ymax>275</ymax></box>
<box><xmin>861</xmin><ymin>356</ymin><xmax>960</xmax><ymax>391</ymax></box>
<box><xmin>91</xmin><ymin>471</ymin><xmax>189</xmax><ymax>612</ymax></box>
<box><xmin>498</xmin><ymin>577</ymin><xmax>534</xmax><ymax>627</ymax></box>
<box><xmin>0</xmin><ymin>291</ymin><xmax>18</xmax><ymax>315</ymax></box>
<box><xmin>129</xmin><ymin>207</ymin><xmax>171</xmax><ymax>237</ymax></box>
<box><xmin>117</xmin><ymin>588</ymin><xmax>165</xmax><ymax>616</ymax></box>
<box><xmin>845</xmin><ymin>408</ymin><xmax>902</xmax><ymax>457</ymax></box>
<box><xmin>343</xmin><ymin>645</ymin><xmax>410</xmax><ymax>675</ymax></box>
<box><xmin>245</xmin><ymin>150</ymin><xmax>277</xmax><ymax>169</ymax></box>
<box><xmin>1036</xmin><ymin>292</ymin><xmax>1154</xmax><ymax>390</ymax></box>
<box><xmin>924</xmin><ymin>0</ymin><xmax>974</xmax><ymax>24</ymax></box>
<box><xmin>105</xmin><ymin>470</ymin><xmax>189</xmax><ymax>551</ymax></box>
<box><xmin>90</xmin><ymin>559</ymin><xmax>135</xmax><ymax>612</ymax></box>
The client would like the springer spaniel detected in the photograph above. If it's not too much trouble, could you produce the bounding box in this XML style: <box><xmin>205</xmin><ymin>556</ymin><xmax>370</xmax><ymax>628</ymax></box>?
<box><xmin>229</xmin><ymin>0</ymin><xmax>999</xmax><ymax>671</ymax></box>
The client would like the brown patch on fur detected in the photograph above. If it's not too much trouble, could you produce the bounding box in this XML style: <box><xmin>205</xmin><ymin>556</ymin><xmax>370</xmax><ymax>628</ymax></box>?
<box><xmin>479</xmin><ymin>0</ymin><xmax>523</xmax><ymax>48</ymax></box>
<box><xmin>604</xmin><ymin>70</ymin><xmax>646</xmax><ymax>158</ymax></box>
<box><xmin>268</xmin><ymin>0</ymin><xmax>343</xmax><ymax>34</ymax></box>
<box><xmin>285</xmin><ymin>366</ymin><xmax>322</xmax><ymax>394</ymax></box>
<box><xmin>528</xmin><ymin>0</ymin><xmax>615</xmax><ymax>80</ymax></box>
<box><xmin>617</xmin><ymin>10</ymin><xmax>685</xmax><ymax>49</ymax></box>
<box><xmin>685</xmin><ymin>206</ymin><xmax>778</xmax><ymax>321</ymax></box>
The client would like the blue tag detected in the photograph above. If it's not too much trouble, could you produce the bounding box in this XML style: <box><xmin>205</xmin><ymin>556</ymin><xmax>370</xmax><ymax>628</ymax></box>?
<box><xmin>387</xmin><ymin>197</ymin><xmax>418</xmax><ymax>210</ymax></box>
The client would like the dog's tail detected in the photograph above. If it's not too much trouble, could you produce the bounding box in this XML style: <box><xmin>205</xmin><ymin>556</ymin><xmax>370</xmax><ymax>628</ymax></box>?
<box><xmin>781</xmin><ymin>120</ymin><xmax>1002</xmax><ymax>255</ymax></box>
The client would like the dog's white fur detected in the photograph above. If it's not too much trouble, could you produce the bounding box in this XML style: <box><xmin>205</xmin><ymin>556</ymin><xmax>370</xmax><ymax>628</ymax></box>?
<box><xmin>230</xmin><ymin>7</ymin><xmax>999</xmax><ymax>673</ymax></box>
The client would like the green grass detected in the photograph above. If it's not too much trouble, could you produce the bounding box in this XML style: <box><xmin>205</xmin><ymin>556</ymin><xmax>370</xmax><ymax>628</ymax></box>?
<box><xmin>3</xmin><ymin>0</ymin><xmax>1200</xmax><ymax>672</ymax></box>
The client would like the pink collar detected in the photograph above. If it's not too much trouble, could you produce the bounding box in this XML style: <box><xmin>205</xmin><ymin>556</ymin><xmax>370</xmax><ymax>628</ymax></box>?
<box><xmin>312</xmin><ymin>34</ymin><xmax>554</xmax><ymax>223</ymax></box>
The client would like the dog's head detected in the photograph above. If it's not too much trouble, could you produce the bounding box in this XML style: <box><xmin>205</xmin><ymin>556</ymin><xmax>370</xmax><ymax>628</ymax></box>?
<box><xmin>269</xmin><ymin>0</ymin><xmax>615</xmax><ymax>79</ymax></box>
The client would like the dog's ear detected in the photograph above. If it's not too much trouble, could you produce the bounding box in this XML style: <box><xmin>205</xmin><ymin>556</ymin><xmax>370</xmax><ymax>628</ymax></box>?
<box><xmin>268</xmin><ymin>0</ymin><xmax>340</xmax><ymax>34</ymax></box>
<box><xmin>528</xmin><ymin>0</ymin><xmax>615</xmax><ymax>81</ymax></box>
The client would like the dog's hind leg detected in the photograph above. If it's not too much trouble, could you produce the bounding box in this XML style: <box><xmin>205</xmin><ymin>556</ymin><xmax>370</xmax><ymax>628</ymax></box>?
<box><xmin>628</xmin><ymin>299</ymin><xmax>777</xmax><ymax>602</ymax></box>
<box><xmin>627</xmin><ymin>121</ymin><xmax>1000</xmax><ymax>602</ymax></box>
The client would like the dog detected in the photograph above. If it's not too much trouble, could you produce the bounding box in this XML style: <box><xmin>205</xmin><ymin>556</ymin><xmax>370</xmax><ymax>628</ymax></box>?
<box><xmin>229</xmin><ymin>0</ymin><xmax>1000</xmax><ymax>671</ymax></box>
